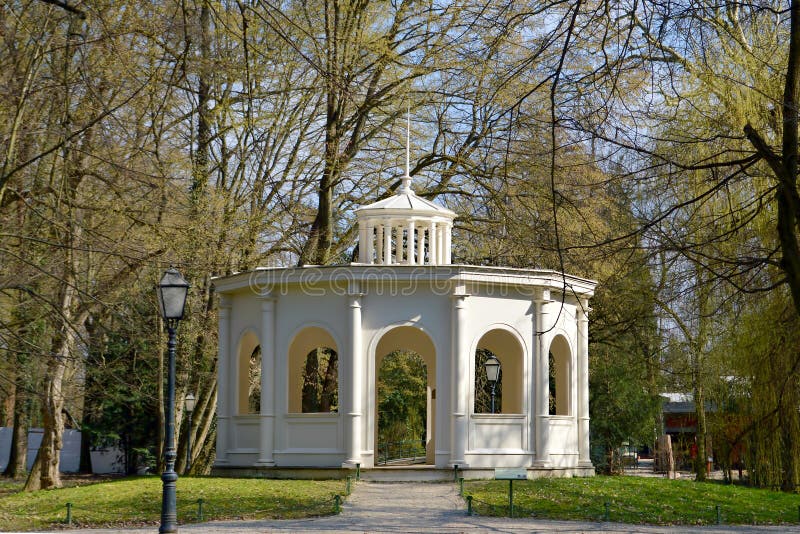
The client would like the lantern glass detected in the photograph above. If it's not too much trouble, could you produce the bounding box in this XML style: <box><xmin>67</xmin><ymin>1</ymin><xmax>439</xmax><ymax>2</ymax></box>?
<box><xmin>484</xmin><ymin>355</ymin><xmax>501</xmax><ymax>383</ymax></box>
<box><xmin>185</xmin><ymin>392</ymin><xmax>196</xmax><ymax>413</ymax></box>
<box><xmin>158</xmin><ymin>268</ymin><xmax>190</xmax><ymax>320</ymax></box>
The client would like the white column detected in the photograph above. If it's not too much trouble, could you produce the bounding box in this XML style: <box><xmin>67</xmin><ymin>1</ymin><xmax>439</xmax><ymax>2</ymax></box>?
<box><xmin>444</xmin><ymin>223</ymin><xmax>452</xmax><ymax>264</ymax></box>
<box><xmin>376</xmin><ymin>225</ymin><xmax>384</xmax><ymax>264</ymax></box>
<box><xmin>450</xmin><ymin>291</ymin><xmax>469</xmax><ymax>467</ymax></box>
<box><xmin>408</xmin><ymin>220</ymin><xmax>416</xmax><ymax>265</ymax></box>
<box><xmin>358</xmin><ymin>224</ymin><xmax>368</xmax><ymax>262</ymax></box>
<box><xmin>429</xmin><ymin>222</ymin><xmax>437</xmax><ymax>265</ymax></box>
<box><xmin>417</xmin><ymin>226</ymin><xmax>426</xmax><ymax>265</ymax></box>
<box><xmin>437</xmin><ymin>225</ymin><xmax>445</xmax><ymax>264</ymax></box>
<box><xmin>534</xmin><ymin>290</ymin><xmax>551</xmax><ymax>467</ymax></box>
<box><xmin>396</xmin><ymin>224</ymin><xmax>404</xmax><ymax>264</ymax></box>
<box><xmin>256</xmin><ymin>295</ymin><xmax>276</xmax><ymax>466</ymax></box>
<box><xmin>384</xmin><ymin>222</ymin><xmax>393</xmax><ymax>265</ymax></box>
<box><xmin>215</xmin><ymin>296</ymin><xmax>232</xmax><ymax>465</ymax></box>
<box><xmin>343</xmin><ymin>285</ymin><xmax>364</xmax><ymax>467</ymax></box>
<box><xmin>229</xmin><ymin>308</ymin><xmax>240</xmax><ymax>418</ymax></box>
<box><xmin>578</xmin><ymin>299</ymin><xmax>592</xmax><ymax>467</ymax></box>
<box><xmin>365</xmin><ymin>223</ymin><xmax>374</xmax><ymax>264</ymax></box>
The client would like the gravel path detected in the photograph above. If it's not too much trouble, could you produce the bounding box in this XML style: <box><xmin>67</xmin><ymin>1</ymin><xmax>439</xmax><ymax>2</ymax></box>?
<box><xmin>55</xmin><ymin>481</ymin><xmax>800</xmax><ymax>534</ymax></box>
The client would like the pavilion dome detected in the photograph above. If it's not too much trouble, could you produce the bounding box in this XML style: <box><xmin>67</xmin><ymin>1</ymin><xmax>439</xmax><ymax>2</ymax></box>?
<box><xmin>355</xmin><ymin>136</ymin><xmax>455</xmax><ymax>265</ymax></box>
<box><xmin>356</xmin><ymin>187</ymin><xmax>456</xmax><ymax>217</ymax></box>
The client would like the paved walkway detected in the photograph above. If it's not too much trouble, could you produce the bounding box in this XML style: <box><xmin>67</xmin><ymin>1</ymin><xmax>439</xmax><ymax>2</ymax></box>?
<box><xmin>58</xmin><ymin>481</ymin><xmax>800</xmax><ymax>534</ymax></box>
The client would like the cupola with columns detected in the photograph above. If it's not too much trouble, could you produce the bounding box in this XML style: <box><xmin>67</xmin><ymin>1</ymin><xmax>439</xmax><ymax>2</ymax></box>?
<box><xmin>355</xmin><ymin>117</ymin><xmax>456</xmax><ymax>265</ymax></box>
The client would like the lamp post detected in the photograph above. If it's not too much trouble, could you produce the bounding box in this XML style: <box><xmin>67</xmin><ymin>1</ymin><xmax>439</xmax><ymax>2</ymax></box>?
<box><xmin>157</xmin><ymin>267</ymin><xmax>189</xmax><ymax>534</ymax></box>
<box><xmin>184</xmin><ymin>392</ymin><xmax>195</xmax><ymax>475</ymax></box>
<box><xmin>484</xmin><ymin>355</ymin><xmax>501</xmax><ymax>414</ymax></box>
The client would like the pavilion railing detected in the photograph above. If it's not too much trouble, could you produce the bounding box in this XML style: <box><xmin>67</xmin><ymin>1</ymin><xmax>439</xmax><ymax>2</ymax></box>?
<box><xmin>376</xmin><ymin>440</ymin><xmax>426</xmax><ymax>465</ymax></box>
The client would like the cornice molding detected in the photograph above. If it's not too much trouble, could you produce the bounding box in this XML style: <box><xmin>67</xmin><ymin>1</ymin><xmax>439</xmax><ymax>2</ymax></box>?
<box><xmin>212</xmin><ymin>264</ymin><xmax>597</xmax><ymax>298</ymax></box>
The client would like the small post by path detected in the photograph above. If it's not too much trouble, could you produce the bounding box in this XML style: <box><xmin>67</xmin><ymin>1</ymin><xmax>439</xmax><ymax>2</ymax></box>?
<box><xmin>509</xmin><ymin>479</ymin><xmax>514</xmax><ymax>518</ymax></box>
<box><xmin>494</xmin><ymin>467</ymin><xmax>526</xmax><ymax>518</ymax></box>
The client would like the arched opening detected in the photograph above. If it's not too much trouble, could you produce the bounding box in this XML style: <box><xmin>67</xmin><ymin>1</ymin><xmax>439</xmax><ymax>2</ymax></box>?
<box><xmin>474</xmin><ymin>329</ymin><xmax>524</xmax><ymax>414</ymax></box>
<box><xmin>374</xmin><ymin>326</ymin><xmax>436</xmax><ymax>465</ymax></box>
<box><xmin>376</xmin><ymin>351</ymin><xmax>427</xmax><ymax>465</ymax></box>
<box><xmin>288</xmin><ymin>326</ymin><xmax>339</xmax><ymax>413</ymax></box>
<box><xmin>474</xmin><ymin>348</ymin><xmax>502</xmax><ymax>413</ymax></box>
<box><xmin>237</xmin><ymin>330</ymin><xmax>261</xmax><ymax>414</ymax></box>
<box><xmin>549</xmin><ymin>335</ymin><xmax>571</xmax><ymax>416</ymax></box>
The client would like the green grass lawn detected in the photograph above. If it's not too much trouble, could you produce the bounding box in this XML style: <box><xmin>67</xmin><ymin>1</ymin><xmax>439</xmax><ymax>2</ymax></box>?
<box><xmin>0</xmin><ymin>476</ymin><xmax>346</xmax><ymax>531</ymax></box>
<box><xmin>465</xmin><ymin>476</ymin><xmax>800</xmax><ymax>525</ymax></box>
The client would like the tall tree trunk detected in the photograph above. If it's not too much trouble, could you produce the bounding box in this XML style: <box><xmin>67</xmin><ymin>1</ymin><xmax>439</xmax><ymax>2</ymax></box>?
<box><xmin>191</xmin><ymin>0</ymin><xmax>212</xmax><ymax>202</ymax></box>
<box><xmin>745</xmin><ymin>0</ymin><xmax>800</xmax><ymax>316</ymax></box>
<box><xmin>77</xmin><ymin>426</ymin><xmax>92</xmax><ymax>474</ymax></box>
<box><xmin>24</xmin><ymin>342</ymin><xmax>67</xmax><ymax>490</ymax></box>
<box><xmin>302</xmin><ymin>349</ymin><xmax>320</xmax><ymax>413</ymax></box>
<box><xmin>23</xmin><ymin>10</ymin><xmax>90</xmax><ymax>492</ymax></box>
<box><xmin>1</xmin><ymin>381</ymin><xmax>13</xmax><ymax>428</ymax></box>
<box><xmin>24</xmin><ymin>292</ymin><xmax>80</xmax><ymax>491</ymax></box>
<box><xmin>778</xmin><ymin>0</ymin><xmax>800</xmax><ymax>317</ymax></box>
<box><xmin>78</xmin><ymin>317</ymin><xmax>101</xmax><ymax>474</ymax></box>
<box><xmin>780</xmin><ymin>410</ymin><xmax>798</xmax><ymax>491</ymax></box>
<box><xmin>320</xmin><ymin>350</ymin><xmax>338</xmax><ymax>412</ymax></box>
<box><xmin>301</xmin><ymin>95</ymin><xmax>338</xmax><ymax>266</ymax></box>
<box><xmin>780</xmin><ymin>375</ymin><xmax>799</xmax><ymax>491</ymax></box>
<box><xmin>692</xmin><ymin>267</ymin><xmax>710</xmax><ymax>483</ymax></box>
<box><xmin>299</xmin><ymin>0</ymin><xmax>341</xmax><ymax>266</ymax></box>
<box><xmin>188</xmin><ymin>381</ymin><xmax>217</xmax><ymax>474</ymax></box>
<box><xmin>24</xmin><ymin>204</ymin><xmax>88</xmax><ymax>490</ymax></box>
<box><xmin>193</xmin><ymin>418</ymin><xmax>217</xmax><ymax>475</ymax></box>
<box><xmin>693</xmin><ymin>383</ymin><xmax>707</xmax><ymax>482</ymax></box>
<box><xmin>3</xmin><ymin>392</ymin><xmax>28</xmax><ymax>479</ymax></box>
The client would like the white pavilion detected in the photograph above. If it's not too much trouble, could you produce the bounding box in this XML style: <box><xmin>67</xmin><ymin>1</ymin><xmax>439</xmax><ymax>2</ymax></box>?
<box><xmin>211</xmin><ymin>147</ymin><xmax>596</xmax><ymax>478</ymax></box>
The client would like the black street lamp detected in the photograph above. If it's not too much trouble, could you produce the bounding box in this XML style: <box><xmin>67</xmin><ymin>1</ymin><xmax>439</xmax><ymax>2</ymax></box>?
<box><xmin>157</xmin><ymin>267</ymin><xmax>189</xmax><ymax>534</ymax></box>
<box><xmin>484</xmin><ymin>355</ymin><xmax>501</xmax><ymax>414</ymax></box>
<box><xmin>184</xmin><ymin>392</ymin><xmax>195</xmax><ymax>475</ymax></box>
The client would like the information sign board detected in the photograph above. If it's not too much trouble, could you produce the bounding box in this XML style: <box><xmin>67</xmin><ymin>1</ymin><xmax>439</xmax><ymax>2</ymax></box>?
<box><xmin>494</xmin><ymin>467</ymin><xmax>527</xmax><ymax>480</ymax></box>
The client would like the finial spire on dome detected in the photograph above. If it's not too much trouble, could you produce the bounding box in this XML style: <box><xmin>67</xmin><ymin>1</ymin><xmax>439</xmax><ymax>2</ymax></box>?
<box><xmin>400</xmin><ymin>106</ymin><xmax>412</xmax><ymax>193</ymax></box>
